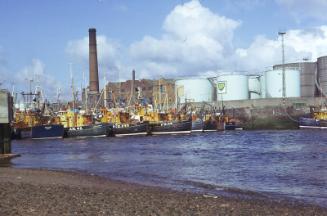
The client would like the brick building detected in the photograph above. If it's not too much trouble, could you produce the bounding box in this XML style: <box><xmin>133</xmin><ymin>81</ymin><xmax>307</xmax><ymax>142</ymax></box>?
<box><xmin>103</xmin><ymin>78</ymin><xmax>175</xmax><ymax>109</ymax></box>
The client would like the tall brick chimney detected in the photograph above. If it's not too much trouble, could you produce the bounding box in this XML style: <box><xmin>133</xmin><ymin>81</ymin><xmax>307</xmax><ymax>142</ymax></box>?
<box><xmin>89</xmin><ymin>28</ymin><xmax>99</xmax><ymax>93</ymax></box>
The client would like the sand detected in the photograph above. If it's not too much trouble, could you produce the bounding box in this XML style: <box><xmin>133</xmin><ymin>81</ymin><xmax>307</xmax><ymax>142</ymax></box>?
<box><xmin>0</xmin><ymin>167</ymin><xmax>326</xmax><ymax>216</ymax></box>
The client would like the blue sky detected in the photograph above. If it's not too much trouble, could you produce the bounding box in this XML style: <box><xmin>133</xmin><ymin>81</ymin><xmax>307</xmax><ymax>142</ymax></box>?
<box><xmin>1</xmin><ymin>0</ymin><xmax>327</xmax><ymax>101</ymax></box>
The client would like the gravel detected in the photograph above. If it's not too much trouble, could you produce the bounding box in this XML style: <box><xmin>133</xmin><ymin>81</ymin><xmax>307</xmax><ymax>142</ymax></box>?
<box><xmin>0</xmin><ymin>167</ymin><xmax>326</xmax><ymax>216</ymax></box>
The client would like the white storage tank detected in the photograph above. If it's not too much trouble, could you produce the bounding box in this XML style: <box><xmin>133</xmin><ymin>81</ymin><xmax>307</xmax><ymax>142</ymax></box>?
<box><xmin>216</xmin><ymin>74</ymin><xmax>248</xmax><ymax>101</ymax></box>
<box><xmin>175</xmin><ymin>78</ymin><xmax>214</xmax><ymax>103</ymax></box>
<box><xmin>260</xmin><ymin>75</ymin><xmax>266</xmax><ymax>98</ymax></box>
<box><xmin>248</xmin><ymin>75</ymin><xmax>261</xmax><ymax>99</ymax></box>
<box><xmin>318</xmin><ymin>56</ymin><xmax>327</xmax><ymax>96</ymax></box>
<box><xmin>250</xmin><ymin>92</ymin><xmax>261</xmax><ymax>99</ymax></box>
<box><xmin>265</xmin><ymin>69</ymin><xmax>300</xmax><ymax>98</ymax></box>
<box><xmin>273</xmin><ymin>62</ymin><xmax>317</xmax><ymax>97</ymax></box>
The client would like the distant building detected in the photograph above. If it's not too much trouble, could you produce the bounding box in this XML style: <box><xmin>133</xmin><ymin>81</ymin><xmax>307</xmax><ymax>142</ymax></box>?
<box><xmin>152</xmin><ymin>78</ymin><xmax>175</xmax><ymax>110</ymax></box>
<box><xmin>102</xmin><ymin>78</ymin><xmax>175</xmax><ymax>109</ymax></box>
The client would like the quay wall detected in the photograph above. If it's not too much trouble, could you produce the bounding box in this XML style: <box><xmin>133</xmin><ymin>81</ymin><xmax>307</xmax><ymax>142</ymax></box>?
<box><xmin>0</xmin><ymin>91</ymin><xmax>12</xmax><ymax>154</ymax></box>
<box><xmin>191</xmin><ymin>97</ymin><xmax>323</xmax><ymax>130</ymax></box>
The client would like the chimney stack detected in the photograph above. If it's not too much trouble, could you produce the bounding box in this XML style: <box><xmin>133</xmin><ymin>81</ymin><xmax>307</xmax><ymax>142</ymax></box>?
<box><xmin>89</xmin><ymin>28</ymin><xmax>99</xmax><ymax>93</ymax></box>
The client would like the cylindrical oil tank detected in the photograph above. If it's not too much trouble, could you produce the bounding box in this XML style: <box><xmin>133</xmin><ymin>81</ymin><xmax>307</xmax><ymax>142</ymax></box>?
<box><xmin>273</xmin><ymin>62</ymin><xmax>317</xmax><ymax>97</ymax></box>
<box><xmin>317</xmin><ymin>56</ymin><xmax>327</xmax><ymax>96</ymax></box>
<box><xmin>250</xmin><ymin>92</ymin><xmax>260</xmax><ymax>99</ymax></box>
<box><xmin>248</xmin><ymin>75</ymin><xmax>261</xmax><ymax>99</ymax></box>
<box><xmin>260</xmin><ymin>75</ymin><xmax>266</xmax><ymax>98</ymax></box>
<box><xmin>175</xmin><ymin>78</ymin><xmax>214</xmax><ymax>103</ymax></box>
<box><xmin>265</xmin><ymin>69</ymin><xmax>300</xmax><ymax>98</ymax></box>
<box><xmin>216</xmin><ymin>74</ymin><xmax>248</xmax><ymax>101</ymax></box>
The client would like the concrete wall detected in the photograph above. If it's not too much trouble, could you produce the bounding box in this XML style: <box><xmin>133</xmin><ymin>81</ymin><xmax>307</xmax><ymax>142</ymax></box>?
<box><xmin>0</xmin><ymin>91</ymin><xmax>12</xmax><ymax>154</ymax></box>
<box><xmin>190</xmin><ymin>97</ymin><xmax>324</xmax><ymax>130</ymax></box>
<box><xmin>215</xmin><ymin>97</ymin><xmax>321</xmax><ymax>109</ymax></box>
<box><xmin>220</xmin><ymin>97</ymin><xmax>323</xmax><ymax>130</ymax></box>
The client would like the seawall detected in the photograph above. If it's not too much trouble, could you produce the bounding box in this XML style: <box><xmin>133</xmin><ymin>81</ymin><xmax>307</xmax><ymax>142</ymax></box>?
<box><xmin>192</xmin><ymin>97</ymin><xmax>323</xmax><ymax>130</ymax></box>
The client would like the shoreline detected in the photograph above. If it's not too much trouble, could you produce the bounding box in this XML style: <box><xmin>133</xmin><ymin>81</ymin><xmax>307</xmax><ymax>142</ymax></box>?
<box><xmin>0</xmin><ymin>167</ymin><xmax>326</xmax><ymax>215</ymax></box>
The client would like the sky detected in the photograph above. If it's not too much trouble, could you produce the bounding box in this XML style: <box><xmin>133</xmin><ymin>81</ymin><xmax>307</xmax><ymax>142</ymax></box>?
<box><xmin>1</xmin><ymin>0</ymin><xmax>327</xmax><ymax>101</ymax></box>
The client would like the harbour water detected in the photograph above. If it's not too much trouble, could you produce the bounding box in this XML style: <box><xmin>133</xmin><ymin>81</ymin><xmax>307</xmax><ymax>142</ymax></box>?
<box><xmin>8</xmin><ymin>130</ymin><xmax>327</xmax><ymax>207</ymax></box>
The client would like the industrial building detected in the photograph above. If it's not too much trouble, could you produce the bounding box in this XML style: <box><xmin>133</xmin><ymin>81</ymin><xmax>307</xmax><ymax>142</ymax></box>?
<box><xmin>175</xmin><ymin>78</ymin><xmax>216</xmax><ymax>104</ymax></box>
<box><xmin>74</xmin><ymin>28</ymin><xmax>327</xmax><ymax>131</ymax></box>
<box><xmin>97</xmin><ymin>56</ymin><xmax>327</xmax><ymax>111</ymax></box>
<box><xmin>273</xmin><ymin>62</ymin><xmax>318</xmax><ymax>97</ymax></box>
<box><xmin>103</xmin><ymin>78</ymin><xmax>175</xmax><ymax>109</ymax></box>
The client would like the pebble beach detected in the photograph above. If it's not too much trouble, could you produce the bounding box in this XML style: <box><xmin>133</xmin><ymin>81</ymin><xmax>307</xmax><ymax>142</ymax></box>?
<box><xmin>0</xmin><ymin>168</ymin><xmax>326</xmax><ymax>216</ymax></box>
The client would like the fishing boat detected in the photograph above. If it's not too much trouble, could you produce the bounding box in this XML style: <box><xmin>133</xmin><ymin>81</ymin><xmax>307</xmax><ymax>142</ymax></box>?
<box><xmin>12</xmin><ymin>86</ymin><xmax>67</xmax><ymax>139</ymax></box>
<box><xmin>12</xmin><ymin>110</ymin><xmax>37</xmax><ymax>139</ymax></box>
<box><xmin>191</xmin><ymin>112</ymin><xmax>241</xmax><ymax>132</ymax></box>
<box><xmin>299</xmin><ymin>110</ymin><xmax>327</xmax><ymax>129</ymax></box>
<box><xmin>12</xmin><ymin>127</ymin><xmax>32</xmax><ymax>139</ymax></box>
<box><xmin>64</xmin><ymin>123</ymin><xmax>113</xmax><ymax>138</ymax></box>
<box><xmin>203</xmin><ymin>113</ymin><xmax>222</xmax><ymax>131</ymax></box>
<box><xmin>147</xmin><ymin>111</ymin><xmax>192</xmax><ymax>135</ymax></box>
<box><xmin>12</xmin><ymin>109</ymin><xmax>65</xmax><ymax>139</ymax></box>
<box><xmin>111</xmin><ymin>122</ymin><xmax>149</xmax><ymax>137</ymax></box>
<box><xmin>223</xmin><ymin>116</ymin><xmax>243</xmax><ymax>131</ymax></box>
<box><xmin>58</xmin><ymin>110</ymin><xmax>113</xmax><ymax>138</ymax></box>
<box><xmin>100</xmin><ymin>108</ymin><xmax>148</xmax><ymax>137</ymax></box>
<box><xmin>31</xmin><ymin>114</ymin><xmax>65</xmax><ymax>139</ymax></box>
<box><xmin>191</xmin><ymin>115</ymin><xmax>217</xmax><ymax>132</ymax></box>
<box><xmin>31</xmin><ymin>124</ymin><xmax>64</xmax><ymax>139</ymax></box>
<box><xmin>191</xmin><ymin>118</ymin><xmax>204</xmax><ymax>132</ymax></box>
<box><xmin>149</xmin><ymin>119</ymin><xmax>192</xmax><ymax>135</ymax></box>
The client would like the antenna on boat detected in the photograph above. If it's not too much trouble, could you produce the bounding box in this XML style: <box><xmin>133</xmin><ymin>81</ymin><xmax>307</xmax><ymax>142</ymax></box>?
<box><xmin>56</xmin><ymin>87</ymin><xmax>61</xmax><ymax>105</ymax></box>
<box><xmin>104</xmin><ymin>74</ymin><xmax>107</xmax><ymax>109</ymax></box>
<box><xmin>11</xmin><ymin>82</ymin><xmax>15</xmax><ymax>98</ymax></box>
<box><xmin>128</xmin><ymin>70</ymin><xmax>136</xmax><ymax>109</ymax></box>
<box><xmin>158</xmin><ymin>78</ymin><xmax>162</xmax><ymax>112</ymax></box>
<box><xmin>278</xmin><ymin>31</ymin><xmax>286</xmax><ymax>99</ymax></box>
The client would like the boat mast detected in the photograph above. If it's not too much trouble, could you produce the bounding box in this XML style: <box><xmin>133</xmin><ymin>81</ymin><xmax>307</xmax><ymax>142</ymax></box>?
<box><xmin>104</xmin><ymin>74</ymin><xmax>107</xmax><ymax>109</ymax></box>
<box><xmin>158</xmin><ymin>78</ymin><xmax>161</xmax><ymax>112</ymax></box>
<box><xmin>82</xmin><ymin>70</ymin><xmax>88</xmax><ymax>112</ymax></box>
<box><xmin>69</xmin><ymin>63</ymin><xmax>76</xmax><ymax>111</ymax></box>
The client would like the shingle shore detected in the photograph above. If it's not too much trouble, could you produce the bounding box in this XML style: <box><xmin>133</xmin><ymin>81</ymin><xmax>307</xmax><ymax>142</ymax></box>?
<box><xmin>0</xmin><ymin>168</ymin><xmax>325</xmax><ymax>216</ymax></box>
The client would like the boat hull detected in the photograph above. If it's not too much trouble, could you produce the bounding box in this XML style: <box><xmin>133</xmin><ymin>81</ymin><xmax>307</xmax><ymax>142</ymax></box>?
<box><xmin>64</xmin><ymin>123</ymin><xmax>113</xmax><ymax>138</ymax></box>
<box><xmin>203</xmin><ymin>120</ymin><xmax>218</xmax><ymax>132</ymax></box>
<box><xmin>149</xmin><ymin>120</ymin><xmax>192</xmax><ymax>135</ymax></box>
<box><xmin>112</xmin><ymin>123</ymin><xmax>149</xmax><ymax>137</ymax></box>
<box><xmin>12</xmin><ymin>127</ymin><xmax>32</xmax><ymax>139</ymax></box>
<box><xmin>192</xmin><ymin>120</ymin><xmax>204</xmax><ymax>132</ymax></box>
<box><xmin>31</xmin><ymin>124</ymin><xmax>64</xmax><ymax>139</ymax></box>
<box><xmin>299</xmin><ymin>117</ymin><xmax>327</xmax><ymax>129</ymax></box>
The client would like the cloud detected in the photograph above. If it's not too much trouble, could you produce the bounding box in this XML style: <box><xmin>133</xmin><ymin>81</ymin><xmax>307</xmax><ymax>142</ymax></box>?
<box><xmin>62</xmin><ymin>0</ymin><xmax>327</xmax><ymax>81</ymax></box>
<box><xmin>66</xmin><ymin>35</ymin><xmax>125</xmax><ymax>81</ymax></box>
<box><xmin>234</xmin><ymin>26</ymin><xmax>327</xmax><ymax>71</ymax></box>
<box><xmin>221</xmin><ymin>0</ymin><xmax>269</xmax><ymax>12</ymax></box>
<box><xmin>276</xmin><ymin>0</ymin><xmax>327</xmax><ymax>22</ymax></box>
<box><xmin>129</xmin><ymin>0</ymin><xmax>240</xmax><ymax>78</ymax></box>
